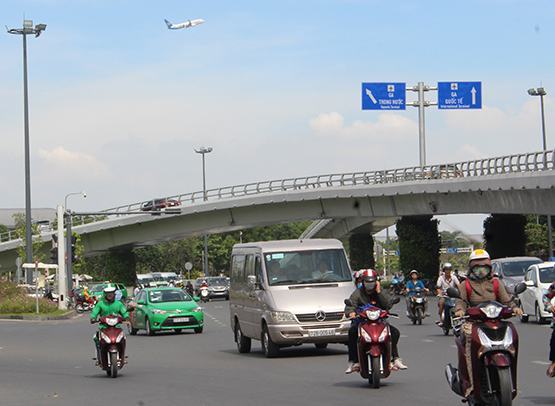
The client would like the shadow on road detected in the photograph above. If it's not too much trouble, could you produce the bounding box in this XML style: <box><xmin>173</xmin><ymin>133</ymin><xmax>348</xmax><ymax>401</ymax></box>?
<box><xmin>219</xmin><ymin>346</ymin><xmax>347</xmax><ymax>359</ymax></box>
<box><xmin>520</xmin><ymin>396</ymin><xmax>555</xmax><ymax>405</ymax></box>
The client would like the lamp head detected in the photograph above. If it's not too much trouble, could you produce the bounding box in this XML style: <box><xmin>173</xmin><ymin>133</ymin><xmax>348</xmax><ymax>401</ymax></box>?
<box><xmin>528</xmin><ymin>88</ymin><xmax>538</xmax><ymax>96</ymax></box>
<box><xmin>82</xmin><ymin>192</ymin><xmax>87</xmax><ymax>199</ymax></box>
<box><xmin>34</xmin><ymin>23</ymin><xmax>46</xmax><ymax>37</ymax></box>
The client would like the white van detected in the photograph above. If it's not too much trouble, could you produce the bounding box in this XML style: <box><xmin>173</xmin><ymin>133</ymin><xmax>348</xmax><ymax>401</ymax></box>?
<box><xmin>229</xmin><ymin>239</ymin><xmax>353</xmax><ymax>357</ymax></box>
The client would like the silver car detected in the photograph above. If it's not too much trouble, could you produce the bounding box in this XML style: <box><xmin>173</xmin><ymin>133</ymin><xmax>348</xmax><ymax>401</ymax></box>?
<box><xmin>229</xmin><ymin>239</ymin><xmax>353</xmax><ymax>358</ymax></box>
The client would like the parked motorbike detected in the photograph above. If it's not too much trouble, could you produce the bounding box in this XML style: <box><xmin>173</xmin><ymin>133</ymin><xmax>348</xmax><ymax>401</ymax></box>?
<box><xmin>92</xmin><ymin>315</ymin><xmax>127</xmax><ymax>378</ymax></box>
<box><xmin>408</xmin><ymin>287</ymin><xmax>427</xmax><ymax>325</ymax></box>
<box><xmin>444</xmin><ymin>283</ymin><xmax>527</xmax><ymax>406</ymax></box>
<box><xmin>440</xmin><ymin>296</ymin><xmax>456</xmax><ymax>336</ymax></box>
<box><xmin>346</xmin><ymin>297</ymin><xmax>400</xmax><ymax>389</ymax></box>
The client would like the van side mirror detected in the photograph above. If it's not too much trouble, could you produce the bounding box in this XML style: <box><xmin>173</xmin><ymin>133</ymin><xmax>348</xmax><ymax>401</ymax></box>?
<box><xmin>524</xmin><ymin>280</ymin><xmax>535</xmax><ymax>288</ymax></box>
<box><xmin>446</xmin><ymin>287</ymin><xmax>461</xmax><ymax>299</ymax></box>
<box><xmin>247</xmin><ymin>275</ymin><xmax>256</xmax><ymax>288</ymax></box>
<box><xmin>513</xmin><ymin>282</ymin><xmax>527</xmax><ymax>296</ymax></box>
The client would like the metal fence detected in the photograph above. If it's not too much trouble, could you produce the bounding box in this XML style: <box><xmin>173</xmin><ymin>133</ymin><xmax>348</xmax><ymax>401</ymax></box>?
<box><xmin>1</xmin><ymin>149</ymin><xmax>553</xmax><ymax>243</ymax></box>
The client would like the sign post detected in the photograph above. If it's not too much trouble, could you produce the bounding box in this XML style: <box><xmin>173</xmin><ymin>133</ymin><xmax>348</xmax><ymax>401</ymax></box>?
<box><xmin>185</xmin><ymin>262</ymin><xmax>193</xmax><ymax>280</ymax></box>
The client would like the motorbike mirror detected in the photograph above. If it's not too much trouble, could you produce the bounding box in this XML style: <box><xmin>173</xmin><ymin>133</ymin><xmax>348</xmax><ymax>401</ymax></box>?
<box><xmin>446</xmin><ymin>287</ymin><xmax>461</xmax><ymax>299</ymax></box>
<box><xmin>513</xmin><ymin>282</ymin><xmax>527</xmax><ymax>296</ymax></box>
<box><xmin>344</xmin><ymin>299</ymin><xmax>353</xmax><ymax>306</ymax></box>
<box><xmin>391</xmin><ymin>296</ymin><xmax>401</xmax><ymax>305</ymax></box>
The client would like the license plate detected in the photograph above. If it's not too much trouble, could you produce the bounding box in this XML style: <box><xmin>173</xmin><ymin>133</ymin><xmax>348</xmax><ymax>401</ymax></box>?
<box><xmin>173</xmin><ymin>317</ymin><xmax>190</xmax><ymax>323</ymax></box>
<box><xmin>308</xmin><ymin>328</ymin><xmax>335</xmax><ymax>337</ymax></box>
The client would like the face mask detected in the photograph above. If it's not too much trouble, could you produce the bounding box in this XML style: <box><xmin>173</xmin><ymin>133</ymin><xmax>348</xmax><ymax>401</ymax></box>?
<box><xmin>357</xmin><ymin>282</ymin><xmax>363</xmax><ymax>289</ymax></box>
<box><xmin>364</xmin><ymin>281</ymin><xmax>377</xmax><ymax>293</ymax></box>
<box><xmin>471</xmin><ymin>266</ymin><xmax>490</xmax><ymax>280</ymax></box>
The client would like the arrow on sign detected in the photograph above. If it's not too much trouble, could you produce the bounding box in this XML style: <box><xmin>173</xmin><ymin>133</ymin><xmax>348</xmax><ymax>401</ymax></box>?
<box><xmin>471</xmin><ymin>87</ymin><xmax>477</xmax><ymax>105</ymax></box>
<box><xmin>366</xmin><ymin>88</ymin><xmax>378</xmax><ymax>104</ymax></box>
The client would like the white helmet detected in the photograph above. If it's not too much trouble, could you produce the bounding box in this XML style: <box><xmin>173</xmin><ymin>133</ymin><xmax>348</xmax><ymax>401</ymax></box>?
<box><xmin>442</xmin><ymin>262</ymin><xmax>453</xmax><ymax>270</ymax></box>
<box><xmin>469</xmin><ymin>249</ymin><xmax>490</xmax><ymax>262</ymax></box>
<box><xmin>103</xmin><ymin>286</ymin><xmax>116</xmax><ymax>294</ymax></box>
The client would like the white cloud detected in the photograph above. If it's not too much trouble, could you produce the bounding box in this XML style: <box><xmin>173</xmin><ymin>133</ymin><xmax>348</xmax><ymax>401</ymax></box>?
<box><xmin>38</xmin><ymin>147</ymin><xmax>108</xmax><ymax>177</ymax></box>
<box><xmin>310</xmin><ymin>111</ymin><xmax>417</xmax><ymax>139</ymax></box>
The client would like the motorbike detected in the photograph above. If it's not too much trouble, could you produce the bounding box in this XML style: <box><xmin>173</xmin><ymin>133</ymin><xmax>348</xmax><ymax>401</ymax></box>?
<box><xmin>75</xmin><ymin>296</ymin><xmax>95</xmax><ymax>313</ymax></box>
<box><xmin>408</xmin><ymin>287</ymin><xmax>427</xmax><ymax>325</ymax></box>
<box><xmin>389</xmin><ymin>276</ymin><xmax>405</xmax><ymax>296</ymax></box>
<box><xmin>444</xmin><ymin>283</ymin><xmax>527</xmax><ymax>406</ymax></box>
<box><xmin>440</xmin><ymin>295</ymin><xmax>456</xmax><ymax>336</ymax></box>
<box><xmin>199</xmin><ymin>286</ymin><xmax>209</xmax><ymax>303</ymax></box>
<box><xmin>346</xmin><ymin>297</ymin><xmax>400</xmax><ymax>389</ymax></box>
<box><xmin>92</xmin><ymin>315</ymin><xmax>127</xmax><ymax>378</ymax></box>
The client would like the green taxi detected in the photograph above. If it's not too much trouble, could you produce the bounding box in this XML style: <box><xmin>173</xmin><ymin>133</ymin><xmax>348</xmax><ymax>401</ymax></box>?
<box><xmin>130</xmin><ymin>287</ymin><xmax>203</xmax><ymax>335</ymax></box>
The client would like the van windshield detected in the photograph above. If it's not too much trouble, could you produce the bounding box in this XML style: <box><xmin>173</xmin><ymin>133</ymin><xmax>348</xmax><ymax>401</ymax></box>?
<box><xmin>264</xmin><ymin>249</ymin><xmax>351</xmax><ymax>286</ymax></box>
<box><xmin>501</xmin><ymin>260</ymin><xmax>542</xmax><ymax>277</ymax></box>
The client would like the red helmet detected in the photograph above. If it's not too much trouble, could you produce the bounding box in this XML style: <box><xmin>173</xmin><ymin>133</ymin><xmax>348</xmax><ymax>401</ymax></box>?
<box><xmin>359</xmin><ymin>269</ymin><xmax>378</xmax><ymax>282</ymax></box>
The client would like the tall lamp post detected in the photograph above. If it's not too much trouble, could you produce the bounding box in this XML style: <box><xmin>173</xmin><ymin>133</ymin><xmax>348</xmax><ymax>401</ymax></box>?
<box><xmin>195</xmin><ymin>147</ymin><xmax>213</xmax><ymax>277</ymax></box>
<box><xmin>7</xmin><ymin>20</ymin><xmax>47</xmax><ymax>283</ymax></box>
<box><xmin>528</xmin><ymin>87</ymin><xmax>553</xmax><ymax>259</ymax></box>
<box><xmin>64</xmin><ymin>191</ymin><xmax>86</xmax><ymax>292</ymax></box>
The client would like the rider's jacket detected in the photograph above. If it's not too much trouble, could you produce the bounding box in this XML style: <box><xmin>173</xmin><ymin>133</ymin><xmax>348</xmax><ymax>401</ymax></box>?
<box><xmin>90</xmin><ymin>299</ymin><xmax>129</xmax><ymax>329</ymax></box>
<box><xmin>344</xmin><ymin>288</ymin><xmax>392</xmax><ymax>317</ymax></box>
<box><xmin>454</xmin><ymin>277</ymin><xmax>515</xmax><ymax>314</ymax></box>
<box><xmin>406</xmin><ymin>280</ymin><xmax>425</xmax><ymax>296</ymax></box>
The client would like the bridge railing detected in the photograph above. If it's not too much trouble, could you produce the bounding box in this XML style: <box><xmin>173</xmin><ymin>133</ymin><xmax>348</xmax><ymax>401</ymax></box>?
<box><xmin>2</xmin><ymin>150</ymin><xmax>552</xmax><ymax>239</ymax></box>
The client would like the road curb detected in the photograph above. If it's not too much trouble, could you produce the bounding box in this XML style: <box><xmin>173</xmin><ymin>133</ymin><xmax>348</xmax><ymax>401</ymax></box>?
<box><xmin>0</xmin><ymin>310</ymin><xmax>77</xmax><ymax>321</ymax></box>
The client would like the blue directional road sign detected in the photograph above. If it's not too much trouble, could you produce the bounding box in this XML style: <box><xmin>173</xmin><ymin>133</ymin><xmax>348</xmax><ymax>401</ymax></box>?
<box><xmin>362</xmin><ymin>83</ymin><xmax>406</xmax><ymax>110</ymax></box>
<box><xmin>438</xmin><ymin>82</ymin><xmax>482</xmax><ymax>109</ymax></box>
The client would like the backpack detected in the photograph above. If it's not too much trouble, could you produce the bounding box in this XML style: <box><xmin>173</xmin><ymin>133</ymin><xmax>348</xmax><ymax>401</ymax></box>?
<box><xmin>465</xmin><ymin>278</ymin><xmax>499</xmax><ymax>302</ymax></box>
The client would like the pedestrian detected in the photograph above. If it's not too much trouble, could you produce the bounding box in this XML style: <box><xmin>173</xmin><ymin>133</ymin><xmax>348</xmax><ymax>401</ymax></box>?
<box><xmin>545</xmin><ymin>282</ymin><xmax>555</xmax><ymax>378</ymax></box>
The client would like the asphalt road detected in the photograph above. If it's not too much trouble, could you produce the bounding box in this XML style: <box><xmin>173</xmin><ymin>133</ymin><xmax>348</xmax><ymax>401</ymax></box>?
<box><xmin>0</xmin><ymin>300</ymin><xmax>553</xmax><ymax>406</ymax></box>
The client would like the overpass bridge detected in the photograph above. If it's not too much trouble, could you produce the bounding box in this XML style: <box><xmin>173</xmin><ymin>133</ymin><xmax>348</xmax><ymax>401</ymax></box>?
<box><xmin>1</xmin><ymin>149</ymin><xmax>554</xmax><ymax>272</ymax></box>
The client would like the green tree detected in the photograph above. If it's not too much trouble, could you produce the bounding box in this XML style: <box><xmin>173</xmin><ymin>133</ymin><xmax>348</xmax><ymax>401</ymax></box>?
<box><xmin>396</xmin><ymin>216</ymin><xmax>440</xmax><ymax>279</ymax></box>
<box><xmin>483</xmin><ymin>214</ymin><xmax>526</xmax><ymax>259</ymax></box>
<box><xmin>348</xmin><ymin>233</ymin><xmax>375</xmax><ymax>271</ymax></box>
<box><xmin>12</xmin><ymin>213</ymin><xmax>48</xmax><ymax>263</ymax></box>
<box><xmin>525</xmin><ymin>219</ymin><xmax>548</xmax><ymax>259</ymax></box>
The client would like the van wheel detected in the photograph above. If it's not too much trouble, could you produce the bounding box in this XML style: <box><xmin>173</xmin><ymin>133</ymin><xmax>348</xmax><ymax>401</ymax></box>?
<box><xmin>519</xmin><ymin>304</ymin><xmax>528</xmax><ymax>323</ymax></box>
<box><xmin>261</xmin><ymin>325</ymin><xmax>279</xmax><ymax>358</ymax></box>
<box><xmin>535</xmin><ymin>303</ymin><xmax>544</xmax><ymax>324</ymax></box>
<box><xmin>235</xmin><ymin>321</ymin><xmax>251</xmax><ymax>353</ymax></box>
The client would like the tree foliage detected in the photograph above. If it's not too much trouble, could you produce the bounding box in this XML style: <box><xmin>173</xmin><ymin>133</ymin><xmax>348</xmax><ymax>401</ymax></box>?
<box><xmin>524</xmin><ymin>215</ymin><xmax>550</xmax><ymax>259</ymax></box>
<box><xmin>483</xmin><ymin>214</ymin><xmax>526</xmax><ymax>259</ymax></box>
<box><xmin>396</xmin><ymin>216</ymin><xmax>440</xmax><ymax>279</ymax></box>
<box><xmin>12</xmin><ymin>213</ymin><xmax>48</xmax><ymax>263</ymax></box>
<box><xmin>348</xmin><ymin>233</ymin><xmax>375</xmax><ymax>271</ymax></box>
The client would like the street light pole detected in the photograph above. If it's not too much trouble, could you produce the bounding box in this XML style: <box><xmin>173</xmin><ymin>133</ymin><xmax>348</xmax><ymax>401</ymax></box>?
<box><xmin>7</xmin><ymin>20</ymin><xmax>47</xmax><ymax>283</ymax></box>
<box><xmin>64</xmin><ymin>192</ymin><xmax>86</xmax><ymax>292</ymax></box>
<box><xmin>528</xmin><ymin>87</ymin><xmax>552</xmax><ymax>259</ymax></box>
<box><xmin>195</xmin><ymin>147</ymin><xmax>213</xmax><ymax>277</ymax></box>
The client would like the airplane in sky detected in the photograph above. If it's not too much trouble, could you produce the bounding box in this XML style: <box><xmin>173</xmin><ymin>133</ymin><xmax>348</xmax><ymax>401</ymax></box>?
<box><xmin>164</xmin><ymin>18</ymin><xmax>205</xmax><ymax>30</ymax></box>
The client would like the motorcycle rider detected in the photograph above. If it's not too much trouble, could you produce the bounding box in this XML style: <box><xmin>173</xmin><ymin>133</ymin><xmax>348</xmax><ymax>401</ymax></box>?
<box><xmin>90</xmin><ymin>287</ymin><xmax>130</xmax><ymax>362</ymax></box>
<box><xmin>344</xmin><ymin>269</ymin><xmax>407</xmax><ymax>374</ymax></box>
<box><xmin>453</xmin><ymin>249</ymin><xmax>523</xmax><ymax>396</ymax></box>
<box><xmin>405</xmin><ymin>270</ymin><xmax>429</xmax><ymax>317</ymax></box>
<box><xmin>544</xmin><ymin>282</ymin><xmax>555</xmax><ymax>378</ymax></box>
<box><xmin>436</xmin><ymin>263</ymin><xmax>459</xmax><ymax>326</ymax></box>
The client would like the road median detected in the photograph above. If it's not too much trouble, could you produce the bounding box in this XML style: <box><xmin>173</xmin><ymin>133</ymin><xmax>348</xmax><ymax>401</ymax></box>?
<box><xmin>0</xmin><ymin>310</ymin><xmax>77</xmax><ymax>321</ymax></box>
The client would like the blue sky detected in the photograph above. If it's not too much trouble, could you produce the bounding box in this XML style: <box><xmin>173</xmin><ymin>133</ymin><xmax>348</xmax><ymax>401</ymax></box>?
<box><xmin>1</xmin><ymin>0</ymin><xmax>553</xmax><ymax>234</ymax></box>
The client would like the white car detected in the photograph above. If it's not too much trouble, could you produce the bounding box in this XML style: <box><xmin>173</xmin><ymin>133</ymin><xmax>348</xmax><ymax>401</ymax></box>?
<box><xmin>519</xmin><ymin>262</ymin><xmax>555</xmax><ymax>323</ymax></box>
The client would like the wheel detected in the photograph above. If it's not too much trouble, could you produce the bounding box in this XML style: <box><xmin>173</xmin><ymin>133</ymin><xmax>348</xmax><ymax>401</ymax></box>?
<box><xmin>145</xmin><ymin>317</ymin><xmax>155</xmax><ymax>336</ymax></box>
<box><xmin>369</xmin><ymin>356</ymin><xmax>381</xmax><ymax>389</ymax></box>
<box><xmin>194</xmin><ymin>327</ymin><xmax>203</xmax><ymax>334</ymax></box>
<box><xmin>493</xmin><ymin>367</ymin><xmax>512</xmax><ymax>406</ymax></box>
<box><xmin>315</xmin><ymin>343</ymin><xmax>328</xmax><ymax>350</ymax></box>
<box><xmin>129</xmin><ymin>325</ymin><xmax>138</xmax><ymax>336</ymax></box>
<box><xmin>110</xmin><ymin>352</ymin><xmax>118</xmax><ymax>378</ymax></box>
<box><xmin>76</xmin><ymin>304</ymin><xmax>84</xmax><ymax>313</ymax></box>
<box><xmin>535</xmin><ymin>303</ymin><xmax>544</xmax><ymax>324</ymax></box>
<box><xmin>412</xmin><ymin>318</ymin><xmax>416</xmax><ymax>325</ymax></box>
<box><xmin>261</xmin><ymin>325</ymin><xmax>280</xmax><ymax>358</ymax></box>
<box><xmin>235</xmin><ymin>321</ymin><xmax>251</xmax><ymax>353</ymax></box>
<box><xmin>519</xmin><ymin>304</ymin><xmax>529</xmax><ymax>323</ymax></box>
<box><xmin>174</xmin><ymin>329</ymin><xmax>183</xmax><ymax>334</ymax></box>
<box><xmin>443</xmin><ymin>326</ymin><xmax>450</xmax><ymax>336</ymax></box>
<box><xmin>416</xmin><ymin>308</ymin><xmax>423</xmax><ymax>325</ymax></box>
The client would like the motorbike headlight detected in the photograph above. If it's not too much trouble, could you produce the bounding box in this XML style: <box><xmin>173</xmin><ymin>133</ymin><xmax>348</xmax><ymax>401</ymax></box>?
<box><xmin>100</xmin><ymin>332</ymin><xmax>111</xmax><ymax>344</ymax></box>
<box><xmin>366</xmin><ymin>310</ymin><xmax>381</xmax><ymax>321</ymax></box>
<box><xmin>115</xmin><ymin>331</ymin><xmax>125</xmax><ymax>343</ymax></box>
<box><xmin>105</xmin><ymin>317</ymin><xmax>119</xmax><ymax>326</ymax></box>
<box><xmin>415</xmin><ymin>298</ymin><xmax>424</xmax><ymax>303</ymax></box>
<box><xmin>480</xmin><ymin>304</ymin><xmax>502</xmax><ymax>319</ymax></box>
<box><xmin>151</xmin><ymin>309</ymin><xmax>167</xmax><ymax>315</ymax></box>
<box><xmin>360</xmin><ymin>328</ymin><xmax>372</xmax><ymax>343</ymax></box>
<box><xmin>270</xmin><ymin>311</ymin><xmax>296</xmax><ymax>323</ymax></box>
<box><xmin>378</xmin><ymin>327</ymin><xmax>389</xmax><ymax>342</ymax></box>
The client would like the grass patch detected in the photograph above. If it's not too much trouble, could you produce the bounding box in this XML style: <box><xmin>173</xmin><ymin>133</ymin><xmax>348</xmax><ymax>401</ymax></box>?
<box><xmin>0</xmin><ymin>281</ymin><xmax>58</xmax><ymax>314</ymax></box>
<box><xmin>0</xmin><ymin>309</ymin><xmax>69</xmax><ymax>318</ymax></box>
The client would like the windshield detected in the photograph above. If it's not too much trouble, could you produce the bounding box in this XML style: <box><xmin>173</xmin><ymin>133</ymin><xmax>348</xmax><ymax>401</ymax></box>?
<box><xmin>91</xmin><ymin>284</ymin><xmax>107</xmax><ymax>293</ymax></box>
<box><xmin>207</xmin><ymin>278</ymin><xmax>227</xmax><ymax>286</ymax></box>
<box><xmin>501</xmin><ymin>260</ymin><xmax>542</xmax><ymax>277</ymax></box>
<box><xmin>148</xmin><ymin>289</ymin><xmax>191</xmax><ymax>303</ymax></box>
<box><xmin>539</xmin><ymin>266</ymin><xmax>555</xmax><ymax>284</ymax></box>
<box><xmin>264</xmin><ymin>249</ymin><xmax>351</xmax><ymax>286</ymax></box>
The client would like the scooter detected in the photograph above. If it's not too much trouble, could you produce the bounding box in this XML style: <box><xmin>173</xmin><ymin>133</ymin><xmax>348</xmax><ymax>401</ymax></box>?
<box><xmin>408</xmin><ymin>287</ymin><xmax>427</xmax><ymax>325</ymax></box>
<box><xmin>389</xmin><ymin>277</ymin><xmax>405</xmax><ymax>296</ymax></box>
<box><xmin>75</xmin><ymin>296</ymin><xmax>95</xmax><ymax>313</ymax></box>
<box><xmin>92</xmin><ymin>315</ymin><xmax>127</xmax><ymax>378</ymax></box>
<box><xmin>440</xmin><ymin>296</ymin><xmax>456</xmax><ymax>336</ymax></box>
<box><xmin>444</xmin><ymin>283</ymin><xmax>527</xmax><ymax>406</ymax></box>
<box><xmin>346</xmin><ymin>297</ymin><xmax>400</xmax><ymax>389</ymax></box>
<box><xmin>199</xmin><ymin>286</ymin><xmax>209</xmax><ymax>303</ymax></box>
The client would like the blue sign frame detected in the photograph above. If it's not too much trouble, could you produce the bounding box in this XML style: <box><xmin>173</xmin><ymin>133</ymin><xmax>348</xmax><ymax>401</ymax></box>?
<box><xmin>362</xmin><ymin>83</ymin><xmax>406</xmax><ymax>110</ymax></box>
<box><xmin>438</xmin><ymin>82</ymin><xmax>482</xmax><ymax>109</ymax></box>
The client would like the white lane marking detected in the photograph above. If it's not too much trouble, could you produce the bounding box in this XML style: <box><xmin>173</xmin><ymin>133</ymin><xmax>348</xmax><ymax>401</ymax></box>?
<box><xmin>532</xmin><ymin>360</ymin><xmax>551</xmax><ymax>366</ymax></box>
<box><xmin>204</xmin><ymin>312</ymin><xmax>227</xmax><ymax>328</ymax></box>
<box><xmin>451</xmin><ymin>345</ymin><xmax>457</xmax><ymax>349</ymax></box>
<box><xmin>400</xmin><ymin>335</ymin><xmax>409</xmax><ymax>338</ymax></box>
<box><xmin>422</xmin><ymin>339</ymin><xmax>434</xmax><ymax>343</ymax></box>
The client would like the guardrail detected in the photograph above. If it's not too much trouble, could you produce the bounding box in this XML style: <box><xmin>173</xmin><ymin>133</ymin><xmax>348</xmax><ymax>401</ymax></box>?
<box><xmin>1</xmin><ymin>149</ymin><xmax>553</xmax><ymax>243</ymax></box>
